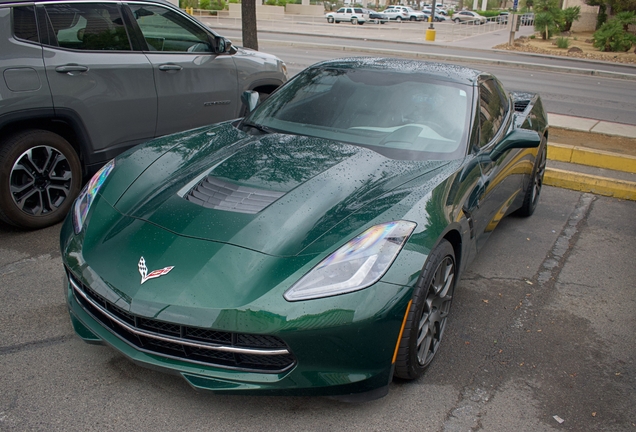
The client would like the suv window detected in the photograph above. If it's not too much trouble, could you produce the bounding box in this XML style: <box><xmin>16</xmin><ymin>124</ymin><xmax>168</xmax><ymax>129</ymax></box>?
<box><xmin>354</xmin><ymin>8</ymin><xmax>363</xmax><ymax>13</ymax></box>
<box><xmin>478</xmin><ymin>78</ymin><xmax>507</xmax><ymax>148</ymax></box>
<box><xmin>42</xmin><ymin>3</ymin><xmax>131</xmax><ymax>51</ymax></box>
<box><xmin>13</xmin><ymin>6</ymin><xmax>39</xmax><ymax>43</ymax></box>
<box><xmin>129</xmin><ymin>4</ymin><xmax>213</xmax><ymax>52</ymax></box>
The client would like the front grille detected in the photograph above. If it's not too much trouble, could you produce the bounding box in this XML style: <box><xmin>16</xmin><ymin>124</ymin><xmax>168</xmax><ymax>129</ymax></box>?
<box><xmin>68</xmin><ymin>270</ymin><xmax>295</xmax><ymax>373</ymax></box>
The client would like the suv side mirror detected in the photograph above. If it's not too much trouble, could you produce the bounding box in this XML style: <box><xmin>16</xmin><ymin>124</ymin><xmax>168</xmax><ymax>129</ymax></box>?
<box><xmin>490</xmin><ymin>129</ymin><xmax>541</xmax><ymax>161</ymax></box>
<box><xmin>215</xmin><ymin>36</ymin><xmax>233</xmax><ymax>54</ymax></box>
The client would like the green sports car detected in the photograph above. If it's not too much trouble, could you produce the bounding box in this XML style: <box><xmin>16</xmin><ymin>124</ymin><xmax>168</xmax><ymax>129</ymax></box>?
<box><xmin>61</xmin><ymin>58</ymin><xmax>548</xmax><ymax>401</ymax></box>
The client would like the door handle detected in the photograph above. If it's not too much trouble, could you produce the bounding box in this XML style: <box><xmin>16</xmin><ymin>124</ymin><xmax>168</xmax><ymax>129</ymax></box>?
<box><xmin>158</xmin><ymin>64</ymin><xmax>183</xmax><ymax>71</ymax></box>
<box><xmin>55</xmin><ymin>64</ymin><xmax>89</xmax><ymax>73</ymax></box>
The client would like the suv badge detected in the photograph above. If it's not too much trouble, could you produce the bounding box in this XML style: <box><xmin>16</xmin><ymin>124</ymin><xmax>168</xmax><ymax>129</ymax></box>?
<box><xmin>138</xmin><ymin>257</ymin><xmax>174</xmax><ymax>284</ymax></box>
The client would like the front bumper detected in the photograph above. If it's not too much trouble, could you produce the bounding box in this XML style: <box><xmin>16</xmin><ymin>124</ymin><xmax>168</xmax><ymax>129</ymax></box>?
<box><xmin>64</xmin><ymin>269</ymin><xmax>412</xmax><ymax>397</ymax></box>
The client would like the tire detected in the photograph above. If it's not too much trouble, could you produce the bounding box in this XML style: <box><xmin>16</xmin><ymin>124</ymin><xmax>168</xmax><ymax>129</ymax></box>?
<box><xmin>396</xmin><ymin>16</ymin><xmax>402</xmax><ymax>22</ymax></box>
<box><xmin>515</xmin><ymin>137</ymin><xmax>547</xmax><ymax>217</ymax></box>
<box><xmin>394</xmin><ymin>239</ymin><xmax>456</xmax><ymax>380</ymax></box>
<box><xmin>351</xmin><ymin>17</ymin><xmax>358</xmax><ymax>25</ymax></box>
<box><xmin>410</xmin><ymin>16</ymin><xmax>416</xmax><ymax>21</ymax></box>
<box><xmin>0</xmin><ymin>130</ymin><xmax>82</xmax><ymax>229</ymax></box>
<box><xmin>453</xmin><ymin>18</ymin><xmax>460</xmax><ymax>23</ymax></box>
<box><xmin>327</xmin><ymin>16</ymin><xmax>334</xmax><ymax>23</ymax></box>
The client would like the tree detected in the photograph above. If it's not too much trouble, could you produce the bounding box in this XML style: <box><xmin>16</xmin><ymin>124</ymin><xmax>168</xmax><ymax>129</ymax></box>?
<box><xmin>533</xmin><ymin>0</ymin><xmax>564</xmax><ymax>38</ymax></box>
<box><xmin>563</xmin><ymin>5</ymin><xmax>581</xmax><ymax>31</ymax></box>
<box><xmin>615</xmin><ymin>10</ymin><xmax>636</xmax><ymax>28</ymax></box>
<box><xmin>585</xmin><ymin>0</ymin><xmax>636</xmax><ymax>22</ymax></box>
<box><xmin>242</xmin><ymin>0</ymin><xmax>258</xmax><ymax>50</ymax></box>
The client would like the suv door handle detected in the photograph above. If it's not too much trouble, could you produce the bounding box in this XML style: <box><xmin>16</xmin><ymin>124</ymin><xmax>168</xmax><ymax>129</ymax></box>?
<box><xmin>55</xmin><ymin>64</ymin><xmax>89</xmax><ymax>73</ymax></box>
<box><xmin>158</xmin><ymin>64</ymin><xmax>183</xmax><ymax>71</ymax></box>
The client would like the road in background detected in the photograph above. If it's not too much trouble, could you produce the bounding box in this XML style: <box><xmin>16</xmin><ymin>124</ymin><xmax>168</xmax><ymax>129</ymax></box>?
<box><xmin>213</xmin><ymin>26</ymin><xmax>636</xmax><ymax>77</ymax></box>
<box><xmin>254</xmin><ymin>42</ymin><xmax>636</xmax><ymax>125</ymax></box>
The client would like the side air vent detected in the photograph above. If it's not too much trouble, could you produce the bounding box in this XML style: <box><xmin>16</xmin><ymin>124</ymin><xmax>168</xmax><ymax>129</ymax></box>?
<box><xmin>185</xmin><ymin>176</ymin><xmax>285</xmax><ymax>214</ymax></box>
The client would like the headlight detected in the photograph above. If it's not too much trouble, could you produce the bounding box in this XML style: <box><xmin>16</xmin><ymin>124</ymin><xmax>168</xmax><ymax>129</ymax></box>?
<box><xmin>284</xmin><ymin>220</ymin><xmax>417</xmax><ymax>301</ymax></box>
<box><xmin>72</xmin><ymin>160</ymin><xmax>115</xmax><ymax>234</ymax></box>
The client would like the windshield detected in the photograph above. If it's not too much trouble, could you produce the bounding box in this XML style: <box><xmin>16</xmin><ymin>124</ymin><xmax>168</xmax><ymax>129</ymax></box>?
<box><xmin>244</xmin><ymin>66</ymin><xmax>472</xmax><ymax>161</ymax></box>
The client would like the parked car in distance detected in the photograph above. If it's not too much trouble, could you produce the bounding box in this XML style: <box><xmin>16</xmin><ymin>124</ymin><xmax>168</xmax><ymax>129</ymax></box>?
<box><xmin>520</xmin><ymin>12</ymin><xmax>535</xmax><ymax>25</ymax></box>
<box><xmin>451</xmin><ymin>10</ymin><xmax>487</xmax><ymax>24</ymax></box>
<box><xmin>498</xmin><ymin>11</ymin><xmax>509</xmax><ymax>24</ymax></box>
<box><xmin>423</xmin><ymin>6</ymin><xmax>447</xmax><ymax>16</ymax></box>
<box><xmin>382</xmin><ymin>5</ymin><xmax>427</xmax><ymax>21</ymax></box>
<box><xmin>362</xmin><ymin>8</ymin><xmax>389</xmax><ymax>24</ymax></box>
<box><xmin>0</xmin><ymin>0</ymin><xmax>287</xmax><ymax>229</ymax></box>
<box><xmin>426</xmin><ymin>11</ymin><xmax>449</xmax><ymax>21</ymax></box>
<box><xmin>381</xmin><ymin>6</ymin><xmax>409</xmax><ymax>21</ymax></box>
<box><xmin>325</xmin><ymin>7</ymin><xmax>368</xmax><ymax>24</ymax></box>
<box><xmin>61</xmin><ymin>57</ymin><xmax>548</xmax><ymax>400</ymax></box>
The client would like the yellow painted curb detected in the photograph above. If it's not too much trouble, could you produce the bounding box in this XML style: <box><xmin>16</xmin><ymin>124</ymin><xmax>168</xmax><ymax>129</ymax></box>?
<box><xmin>545</xmin><ymin>168</ymin><xmax>636</xmax><ymax>201</ymax></box>
<box><xmin>548</xmin><ymin>143</ymin><xmax>636</xmax><ymax>174</ymax></box>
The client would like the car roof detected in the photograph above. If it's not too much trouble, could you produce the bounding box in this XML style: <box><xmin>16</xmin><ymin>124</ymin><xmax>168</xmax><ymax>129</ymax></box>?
<box><xmin>310</xmin><ymin>58</ymin><xmax>482</xmax><ymax>85</ymax></box>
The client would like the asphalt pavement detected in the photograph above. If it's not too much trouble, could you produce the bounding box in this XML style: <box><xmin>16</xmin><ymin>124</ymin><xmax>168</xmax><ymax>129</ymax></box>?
<box><xmin>198</xmin><ymin>15</ymin><xmax>636</xmax><ymax>200</ymax></box>
<box><xmin>1</xmin><ymin>17</ymin><xmax>635</xmax><ymax>430</ymax></box>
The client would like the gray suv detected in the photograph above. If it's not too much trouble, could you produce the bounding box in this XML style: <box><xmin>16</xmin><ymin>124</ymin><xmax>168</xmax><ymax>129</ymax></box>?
<box><xmin>0</xmin><ymin>0</ymin><xmax>287</xmax><ymax>229</ymax></box>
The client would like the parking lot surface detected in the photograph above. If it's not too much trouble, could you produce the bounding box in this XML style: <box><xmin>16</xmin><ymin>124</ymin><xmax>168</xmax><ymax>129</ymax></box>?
<box><xmin>1</xmin><ymin>185</ymin><xmax>634</xmax><ymax>431</ymax></box>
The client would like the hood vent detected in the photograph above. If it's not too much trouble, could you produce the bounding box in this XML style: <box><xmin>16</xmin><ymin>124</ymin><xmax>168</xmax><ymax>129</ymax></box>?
<box><xmin>514</xmin><ymin>100</ymin><xmax>531</xmax><ymax>112</ymax></box>
<box><xmin>185</xmin><ymin>176</ymin><xmax>285</xmax><ymax>214</ymax></box>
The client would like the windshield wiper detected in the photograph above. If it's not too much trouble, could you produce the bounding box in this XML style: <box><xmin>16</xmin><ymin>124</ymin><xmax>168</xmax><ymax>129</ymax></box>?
<box><xmin>241</xmin><ymin>120</ymin><xmax>272</xmax><ymax>134</ymax></box>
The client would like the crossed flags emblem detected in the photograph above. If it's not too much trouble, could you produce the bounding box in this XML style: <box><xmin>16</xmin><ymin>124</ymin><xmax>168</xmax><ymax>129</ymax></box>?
<box><xmin>138</xmin><ymin>257</ymin><xmax>174</xmax><ymax>284</ymax></box>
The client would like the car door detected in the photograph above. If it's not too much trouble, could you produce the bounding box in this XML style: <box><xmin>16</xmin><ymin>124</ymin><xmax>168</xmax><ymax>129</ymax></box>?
<box><xmin>344</xmin><ymin>8</ymin><xmax>354</xmax><ymax>21</ymax></box>
<box><xmin>39</xmin><ymin>2</ymin><xmax>157</xmax><ymax>165</ymax></box>
<box><xmin>470</xmin><ymin>77</ymin><xmax>523</xmax><ymax>251</ymax></box>
<box><xmin>126</xmin><ymin>2</ymin><xmax>239</xmax><ymax>137</ymax></box>
<box><xmin>2</xmin><ymin>6</ymin><xmax>53</xmax><ymax>115</ymax></box>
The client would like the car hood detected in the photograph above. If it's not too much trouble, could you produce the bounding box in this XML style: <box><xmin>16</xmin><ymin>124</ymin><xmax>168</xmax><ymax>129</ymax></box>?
<box><xmin>110</xmin><ymin>123</ymin><xmax>452</xmax><ymax>257</ymax></box>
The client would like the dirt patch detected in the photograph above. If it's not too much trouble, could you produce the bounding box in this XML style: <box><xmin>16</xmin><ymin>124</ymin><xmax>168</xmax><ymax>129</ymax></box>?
<box><xmin>550</xmin><ymin>127</ymin><xmax>636</xmax><ymax>156</ymax></box>
<box><xmin>494</xmin><ymin>31</ymin><xmax>636</xmax><ymax>64</ymax></box>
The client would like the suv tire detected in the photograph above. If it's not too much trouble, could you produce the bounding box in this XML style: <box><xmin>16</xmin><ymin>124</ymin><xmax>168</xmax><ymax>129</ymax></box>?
<box><xmin>0</xmin><ymin>130</ymin><xmax>82</xmax><ymax>229</ymax></box>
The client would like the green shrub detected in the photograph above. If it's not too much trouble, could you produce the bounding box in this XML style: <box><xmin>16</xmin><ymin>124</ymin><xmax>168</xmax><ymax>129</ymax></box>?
<box><xmin>534</xmin><ymin>11</ymin><xmax>560</xmax><ymax>39</ymax></box>
<box><xmin>556</xmin><ymin>36</ymin><xmax>570</xmax><ymax>48</ymax></box>
<box><xmin>562</xmin><ymin>6</ymin><xmax>580</xmax><ymax>32</ymax></box>
<box><xmin>481</xmin><ymin>10</ymin><xmax>502</xmax><ymax>17</ymax></box>
<box><xmin>592</xmin><ymin>19</ymin><xmax>636</xmax><ymax>51</ymax></box>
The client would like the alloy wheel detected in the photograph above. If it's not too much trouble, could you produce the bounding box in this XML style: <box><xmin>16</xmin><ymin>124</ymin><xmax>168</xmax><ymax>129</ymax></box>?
<box><xmin>10</xmin><ymin>145</ymin><xmax>74</xmax><ymax>217</ymax></box>
<box><xmin>416</xmin><ymin>255</ymin><xmax>455</xmax><ymax>366</ymax></box>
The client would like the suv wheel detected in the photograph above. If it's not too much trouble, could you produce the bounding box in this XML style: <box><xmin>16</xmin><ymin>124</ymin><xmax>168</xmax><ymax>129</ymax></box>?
<box><xmin>0</xmin><ymin>130</ymin><xmax>82</xmax><ymax>229</ymax></box>
<box><xmin>396</xmin><ymin>16</ymin><xmax>402</xmax><ymax>22</ymax></box>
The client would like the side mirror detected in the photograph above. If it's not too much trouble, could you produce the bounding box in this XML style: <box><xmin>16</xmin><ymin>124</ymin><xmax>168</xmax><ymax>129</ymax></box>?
<box><xmin>215</xmin><ymin>36</ymin><xmax>232</xmax><ymax>54</ymax></box>
<box><xmin>490</xmin><ymin>129</ymin><xmax>541</xmax><ymax>161</ymax></box>
<box><xmin>241</xmin><ymin>90</ymin><xmax>259</xmax><ymax>114</ymax></box>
